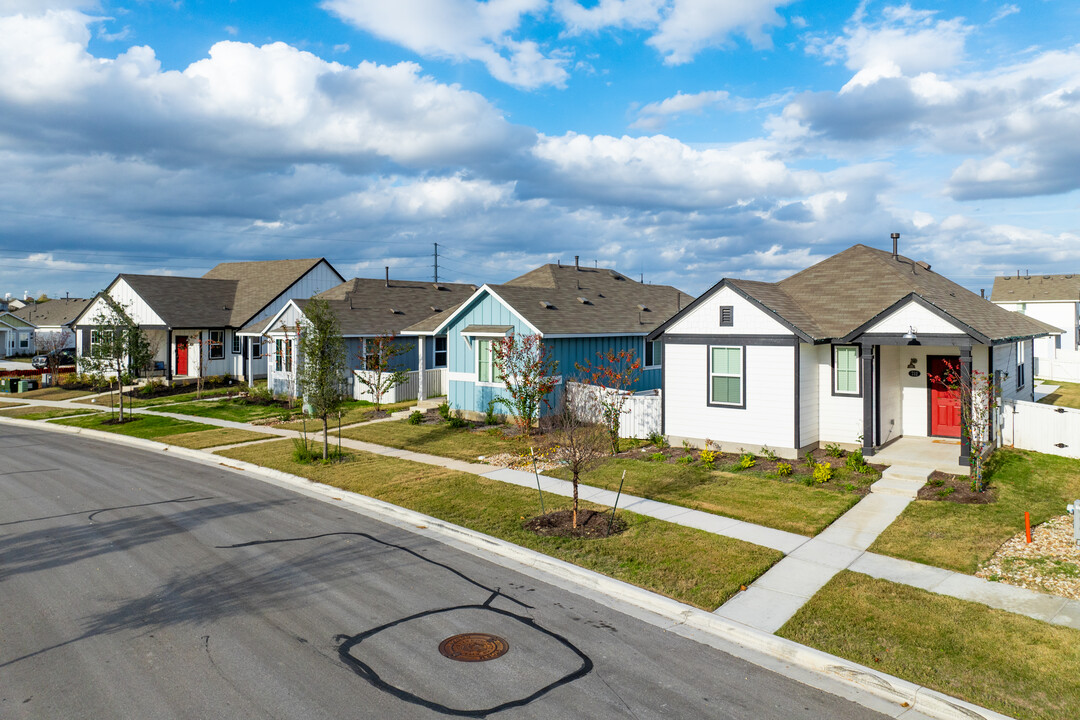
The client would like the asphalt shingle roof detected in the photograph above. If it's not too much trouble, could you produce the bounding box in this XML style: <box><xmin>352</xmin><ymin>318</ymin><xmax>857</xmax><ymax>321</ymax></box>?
<box><xmin>990</xmin><ymin>273</ymin><xmax>1080</xmax><ymax>303</ymax></box>
<box><xmin>12</xmin><ymin>298</ymin><xmax>92</xmax><ymax>328</ymax></box>
<box><xmin>202</xmin><ymin>258</ymin><xmax>332</xmax><ymax>326</ymax></box>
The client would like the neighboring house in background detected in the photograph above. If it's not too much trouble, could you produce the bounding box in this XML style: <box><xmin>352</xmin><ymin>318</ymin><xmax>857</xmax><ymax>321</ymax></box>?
<box><xmin>414</xmin><ymin>259</ymin><xmax>693</xmax><ymax>420</ymax></box>
<box><xmin>261</xmin><ymin>275</ymin><xmax>476</xmax><ymax>400</ymax></box>
<box><xmin>72</xmin><ymin>258</ymin><xmax>343</xmax><ymax>382</ymax></box>
<box><xmin>991</xmin><ymin>273</ymin><xmax>1080</xmax><ymax>380</ymax></box>
<box><xmin>649</xmin><ymin>241</ymin><xmax>1059</xmax><ymax>467</ymax></box>
<box><xmin>12</xmin><ymin>297</ymin><xmax>92</xmax><ymax>352</ymax></box>
<box><xmin>0</xmin><ymin>312</ymin><xmax>36</xmax><ymax>358</ymax></box>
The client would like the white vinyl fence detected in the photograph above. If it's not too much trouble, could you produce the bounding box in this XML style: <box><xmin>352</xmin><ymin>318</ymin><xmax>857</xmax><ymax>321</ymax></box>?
<box><xmin>1036</xmin><ymin>356</ymin><xmax>1080</xmax><ymax>383</ymax></box>
<box><xmin>354</xmin><ymin>367</ymin><xmax>447</xmax><ymax>403</ymax></box>
<box><xmin>1001</xmin><ymin>399</ymin><xmax>1080</xmax><ymax>460</ymax></box>
<box><xmin>565</xmin><ymin>381</ymin><xmax>662</xmax><ymax>439</ymax></box>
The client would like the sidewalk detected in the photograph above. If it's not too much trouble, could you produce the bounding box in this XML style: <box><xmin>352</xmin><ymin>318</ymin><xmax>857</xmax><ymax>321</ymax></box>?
<box><xmin>7</xmin><ymin>395</ymin><xmax>1080</xmax><ymax>633</ymax></box>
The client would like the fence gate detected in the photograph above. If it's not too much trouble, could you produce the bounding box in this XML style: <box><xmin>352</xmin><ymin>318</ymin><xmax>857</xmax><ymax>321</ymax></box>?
<box><xmin>1001</xmin><ymin>399</ymin><xmax>1080</xmax><ymax>460</ymax></box>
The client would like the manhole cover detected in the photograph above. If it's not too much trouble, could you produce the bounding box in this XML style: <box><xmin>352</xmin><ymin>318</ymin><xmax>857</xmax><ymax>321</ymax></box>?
<box><xmin>438</xmin><ymin>633</ymin><xmax>509</xmax><ymax>662</ymax></box>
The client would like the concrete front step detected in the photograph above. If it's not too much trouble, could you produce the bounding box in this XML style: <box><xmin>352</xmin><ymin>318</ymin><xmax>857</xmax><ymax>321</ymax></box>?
<box><xmin>415</xmin><ymin>398</ymin><xmax>445</xmax><ymax>411</ymax></box>
<box><xmin>871</xmin><ymin>465</ymin><xmax>931</xmax><ymax>498</ymax></box>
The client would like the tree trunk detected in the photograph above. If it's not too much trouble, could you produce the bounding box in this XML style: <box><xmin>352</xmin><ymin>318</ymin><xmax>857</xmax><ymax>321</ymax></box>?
<box><xmin>322</xmin><ymin>415</ymin><xmax>329</xmax><ymax>460</ymax></box>
<box><xmin>572</xmin><ymin>471</ymin><xmax>579</xmax><ymax>528</ymax></box>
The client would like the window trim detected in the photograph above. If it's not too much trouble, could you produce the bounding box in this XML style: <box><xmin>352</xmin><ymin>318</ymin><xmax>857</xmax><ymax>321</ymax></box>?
<box><xmin>644</xmin><ymin>339</ymin><xmax>662</xmax><ymax>369</ymax></box>
<box><xmin>706</xmin><ymin>345</ymin><xmax>746</xmax><ymax>409</ymax></box>
<box><xmin>231</xmin><ymin>333</ymin><xmax>241</xmax><ymax>354</ymax></box>
<box><xmin>831</xmin><ymin>344</ymin><xmax>862</xmax><ymax>397</ymax></box>
<box><xmin>433</xmin><ymin>336</ymin><xmax>448</xmax><ymax>368</ymax></box>
<box><xmin>1016</xmin><ymin>341</ymin><xmax>1025</xmax><ymax>390</ymax></box>
<box><xmin>284</xmin><ymin>338</ymin><xmax>293</xmax><ymax>373</ymax></box>
<box><xmin>208</xmin><ymin>330</ymin><xmax>225</xmax><ymax>360</ymax></box>
<box><xmin>475</xmin><ymin>337</ymin><xmax>503</xmax><ymax>386</ymax></box>
<box><xmin>275</xmin><ymin>339</ymin><xmax>283</xmax><ymax>372</ymax></box>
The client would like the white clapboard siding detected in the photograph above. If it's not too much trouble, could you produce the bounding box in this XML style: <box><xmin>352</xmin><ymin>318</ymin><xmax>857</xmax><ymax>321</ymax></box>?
<box><xmin>565</xmin><ymin>382</ymin><xmax>661</xmax><ymax>439</ymax></box>
<box><xmin>1001</xmin><ymin>399</ymin><xmax>1080</xmax><ymax>459</ymax></box>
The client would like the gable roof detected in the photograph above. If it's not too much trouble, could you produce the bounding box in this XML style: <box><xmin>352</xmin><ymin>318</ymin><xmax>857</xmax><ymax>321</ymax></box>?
<box><xmin>11</xmin><ymin>298</ymin><xmax>92</xmax><ymax>328</ymax></box>
<box><xmin>426</xmin><ymin>264</ymin><xmax>693</xmax><ymax>336</ymax></box>
<box><xmin>990</xmin><ymin>273</ymin><xmax>1080</xmax><ymax>303</ymax></box>
<box><xmin>202</xmin><ymin>258</ymin><xmax>339</xmax><ymax>325</ymax></box>
<box><xmin>656</xmin><ymin>244</ymin><xmax>1056</xmax><ymax>344</ymax></box>
<box><xmin>255</xmin><ymin>277</ymin><xmax>477</xmax><ymax>336</ymax></box>
<box><xmin>0</xmin><ymin>312</ymin><xmax>36</xmax><ymax>329</ymax></box>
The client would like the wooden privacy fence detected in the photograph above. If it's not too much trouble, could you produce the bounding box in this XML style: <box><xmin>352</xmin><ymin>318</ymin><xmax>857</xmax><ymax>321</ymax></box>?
<box><xmin>354</xmin><ymin>368</ymin><xmax>447</xmax><ymax>403</ymax></box>
<box><xmin>565</xmin><ymin>381</ymin><xmax>662</xmax><ymax>439</ymax></box>
<box><xmin>1001</xmin><ymin>399</ymin><xmax>1080</xmax><ymax>460</ymax></box>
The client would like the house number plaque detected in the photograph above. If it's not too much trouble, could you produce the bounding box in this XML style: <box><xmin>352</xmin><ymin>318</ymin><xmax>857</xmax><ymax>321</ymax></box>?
<box><xmin>908</xmin><ymin>370</ymin><xmax>921</xmax><ymax>377</ymax></box>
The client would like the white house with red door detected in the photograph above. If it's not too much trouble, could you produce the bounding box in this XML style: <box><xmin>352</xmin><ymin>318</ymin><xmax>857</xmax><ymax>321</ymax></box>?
<box><xmin>73</xmin><ymin>259</ymin><xmax>343</xmax><ymax>383</ymax></box>
<box><xmin>648</xmin><ymin>240</ymin><xmax>1059</xmax><ymax>467</ymax></box>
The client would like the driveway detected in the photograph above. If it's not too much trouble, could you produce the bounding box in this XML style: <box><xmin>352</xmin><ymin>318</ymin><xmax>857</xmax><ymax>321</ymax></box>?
<box><xmin>0</xmin><ymin>425</ymin><xmax>888</xmax><ymax>720</ymax></box>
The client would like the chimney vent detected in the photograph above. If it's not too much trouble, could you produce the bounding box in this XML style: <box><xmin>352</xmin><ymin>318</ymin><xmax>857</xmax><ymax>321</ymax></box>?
<box><xmin>890</xmin><ymin>232</ymin><xmax>900</xmax><ymax>259</ymax></box>
<box><xmin>385</xmin><ymin>267</ymin><xmax>389</xmax><ymax>288</ymax></box>
<box><xmin>980</xmin><ymin>289</ymin><xmax>985</xmax><ymax>299</ymax></box>
<box><xmin>575</xmin><ymin>255</ymin><xmax>580</xmax><ymax>270</ymax></box>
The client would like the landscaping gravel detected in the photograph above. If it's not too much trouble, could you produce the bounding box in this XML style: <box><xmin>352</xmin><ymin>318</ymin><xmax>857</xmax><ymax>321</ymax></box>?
<box><xmin>976</xmin><ymin>515</ymin><xmax>1080</xmax><ymax>600</ymax></box>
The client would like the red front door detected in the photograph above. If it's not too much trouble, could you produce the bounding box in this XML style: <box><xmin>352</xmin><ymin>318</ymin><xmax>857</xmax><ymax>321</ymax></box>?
<box><xmin>928</xmin><ymin>356</ymin><xmax>961</xmax><ymax>437</ymax></box>
<box><xmin>176</xmin><ymin>336</ymin><xmax>188</xmax><ymax>376</ymax></box>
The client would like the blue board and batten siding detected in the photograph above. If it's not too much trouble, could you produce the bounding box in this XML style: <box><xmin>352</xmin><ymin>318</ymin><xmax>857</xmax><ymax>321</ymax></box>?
<box><xmin>446</xmin><ymin>291</ymin><xmax>662</xmax><ymax>416</ymax></box>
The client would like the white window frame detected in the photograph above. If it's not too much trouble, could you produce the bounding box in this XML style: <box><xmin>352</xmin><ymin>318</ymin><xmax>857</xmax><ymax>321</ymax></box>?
<box><xmin>1016</xmin><ymin>341</ymin><xmax>1026</xmax><ymax>390</ymax></box>
<box><xmin>208</xmin><ymin>330</ymin><xmax>225</xmax><ymax>360</ymax></box>
<box><xmin>475</xmin><ymin>338</ymin><xmax>503</xmax><ymax>386</ymax></box>
<box><xmin>232</xmin><ymin>333</ymin><xmax>241</xmax><ymax>354</ymax></box>
<box><xmin>275</xmin><ymin>339</ymin><xmax>283</xmax><ymax>372</ymax></box>
<box><xmin>284</xmin><ymin>339</ymin><xmax>293</xmax><ymax>373</ymax></box>
<box><xmin>644</xmin><ymin>340</ymin><xmax>662</xmax><ymax>369</ymax></box>
<box><xmin>707</xmin><ymin>345</ymin><xmax>744</xmax><ymax>408</ymax></box>
<box><xmin>434</xmin><ymin>336</ymin><xmax>448</xmax><ymax>367</ymax></box>
<box><xmin>832</xmin><ymin>345</ymin><xmax>861</xmax><ymax>396</ymax></box>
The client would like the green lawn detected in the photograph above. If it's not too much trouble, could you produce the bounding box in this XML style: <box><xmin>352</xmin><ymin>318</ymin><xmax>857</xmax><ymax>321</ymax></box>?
<box><xmin>779</xmin><ymin>571</ymin><xmax>1080</xmax><ymax>720</ymax></box>
<box><xmin>74</xmin><ymin>385</ymin><xmax>249</xmax><ymax>409</ymax></box>
<box><xmin>161</xmin><ymin>427</ymin><xmax>277</xmax><ymax>450</ymax></box>
<box><xmin>0</xmin><ymin>400</ymin><xmax>25</xmax><ymax>409</ymax></box>
<box><xmin>0</xmin><ymin>405</ymin><xmax>99</xmax><ymax>420</ymax></box>
<box><xmin>153</xmin><ymin>399</ymin><xmax>289</xmax><ymax>423</ymax></box>
<box><xmin>871</xmin><ymin>448</ymin><xmax>1080</xmax><ymax>573</ymax></box>
<box><xmin>1038</xmin><ymin>380</ymin><xmax>1080</xmax><ymax>409</ymax></box>
<box><xmin>277</xmin><ymin>399</ymin><xmax>416</xmax><ymax>431</ymax></box>
<box><xmin>51</xmin><ymin>412</ymin><xmax>219</xmax><ymax>439</ymax></box>
<box><xmin>549</xmin><ymin>458</ymin><xmax>859</xmax><ymax>536</ymax></box>
<box><xmin>339</xmin><ymin>420</ymin><xmax>528</xmax><ymax>462</ymax></box>
<box><xmin>217</xmin><ymin>440</ymin><xmax>782</xmax><ymax>610</ymax></box>
<box><xmin>17</xmin><ymin>386</ymin><xmax>96</xmax><ymax>400</ymax></box>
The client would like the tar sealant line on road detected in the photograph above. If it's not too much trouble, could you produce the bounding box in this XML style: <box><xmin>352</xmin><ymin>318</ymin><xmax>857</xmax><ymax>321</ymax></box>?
<box><xmin>0</xmin><ymin>414</ymin><xmax>1016</xmax><ymax>720</ymax></box>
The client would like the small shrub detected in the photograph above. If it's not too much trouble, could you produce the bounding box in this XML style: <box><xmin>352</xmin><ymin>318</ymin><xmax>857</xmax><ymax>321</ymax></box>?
<box><xmin>776</xmin><ymin>462</ymin><xmax>793</xmax><ymax>477</ymax></box>
<box><xmin>245</xmin><ymin>384</ymin><xmax>275</xmax><ymax>404</ymax></box>
<box><xmin>682</xmin><ymin>439</ymin><xmax>693</xmax><ymax>450</ymax></box>
<box><xmin>647</xmin><ymin>431</ymin><xmax>668</xmax><ymax>449</ymax></box>
<box><xmin>937</xmin><ymin>487</ymin><xmax>956</xmax><ymax>498</ymax></box>
<box><xmin>735</xmin><ymin>452</ymin><xmax>756</xmax><ymax>470</ymax></box>
<box><xmin>927</xmin><ymin>477</ymin><xmax>945</xmax><ymax>488</ymax></box>
<box><xmin>437</xmin><ymin>402</ymin><xmax>451</xmax><ymax>420</ymax></box>
<box><xmin>845</xmin><ymin>448</ymin><xmax>866</xmax><ymax>471</ymax></box>
<box><xmin>699</xmin><ymin>448</ymin><xmax>718</xmax><ymax>470</ymax></box>
<box><xmin>803</xmin><ymin>453</ymin><xmax>818</xmax><ymax>468</ymax></box>
<box><xmin>407</xmin><ymin>410</ymin><xmax>423</xmax><ymax>425</ymax></box>
<box><xmin>484</xmin><ymin>399</ymin><xmax>499</xmax><ymax>425</ymax></box>
<box><xmin>760</xmin><ymin>445</ymin><xmax>778</xmax><ymax>462</ymax></box>
<box><xmin>139</xmin><ymin>379</ymin><xmax>165</xmax><ymax>396</ymax></box>
<box><xmin>277</xmin><ymin>409</ymin><xmax>293</xmax><ymax>423</ymax></box>
<box><xmin>843</xmin><ymin>483</ymin><xmax>857</xmax><ymax>492</ymax></box>
<box><xmin>824</xmin><ymin>443</ymin><xmax>845</xmax><ymax>458</ymax></box>
<box><xmin>813</xmin><ymin>462</ymin><xmax>834</xmax><ymax>484</ymax></box>
<box><xmin>677</xmin><ymin>455</ymin><xmax>693</xmax><ymax>465</ymax></box>
<box><xmin>291</xmin><ymin>437</ymin><xmax>316</xmax><ymax>463</ymax></box>
<box><xmin>648</xmin><ymin>452</ymin><xmax>665</xmax><ymax>462</ymax></box>
<box><xmin>448</xmin><ymin>410</ymin><xmax>469</xmax><ymax>428</ymax></box>
<box><xmin>859</xmin><ymin>463</ymin><xmax>877</xmax><ymax>475</ymax></box>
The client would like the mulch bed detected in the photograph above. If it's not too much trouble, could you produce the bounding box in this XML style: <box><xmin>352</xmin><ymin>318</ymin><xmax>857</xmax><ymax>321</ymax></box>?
<box><xmin>523</xmin><ymin>509</ymin><xmax>627</xmax><ymax>538</ymax></box>
<box><xmin>917</xmin><ymin>471</ymin><xmax>997</xmax><ymax>504</ymax></box>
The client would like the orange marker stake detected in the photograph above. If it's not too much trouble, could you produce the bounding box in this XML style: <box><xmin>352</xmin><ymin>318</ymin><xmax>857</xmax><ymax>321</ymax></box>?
<box><xmin>1025</xmin><ymin>512</ymin><xmax>1032</xmax><ymax>543</ymax></box>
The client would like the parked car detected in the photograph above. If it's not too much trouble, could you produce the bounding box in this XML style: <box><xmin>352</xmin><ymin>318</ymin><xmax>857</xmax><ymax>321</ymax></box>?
<box><xmin>31</xmin><ymin>348</ymin><xmax>76</xmax><ymax>369</ymax></box>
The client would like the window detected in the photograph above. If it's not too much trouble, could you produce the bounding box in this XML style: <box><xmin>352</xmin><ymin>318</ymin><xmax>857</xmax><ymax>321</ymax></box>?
<box><xmin>1056</xmin><ymin>334</ymin><xmax>1062</xmax><ymax>350</ymax></box>
<box><xmin>645</xmin><ymin>340</ymin><xmax>662</xmax><ymax>368</ymax></box>
<box><xmin>19</xmin><ymin>333</ymin><xmax>28</xmax><ymax>348</ymax></box>
<box><xmin>251</xmin><ymin>338</ymin><xmax>261</xmax><ymax>358</ymax></box>
<box><xmin>90</xmin><ymin>328</ymin><xmax>115</xmax><ymax>355</ymax></box>
<box><xmin>284</xmin><ymin>339</ymin><xmax>293</xmax><ymax>372</ymax></box>
<box><xmin>275</xmin><ymin>339</ymin><xmax>283</xmax><ymax>372</ymax></box>
<box><xmin>1016</xmin><ymin>342</ymin><xmax>1026</xmax><ymax>390</ymax></box>
<box><xmin>434</xmin><ymin>336</ymin><xmax>448</xmax><ymax>367</ymax></box>
<box><xmin>232</xmin><ymin>333</ymin><xmax>241</xmax><ymax>354</ymax></box>
<box><xmin>833</xmin><ymin>345</ymin><xmax>860</xmax><ymax>395</ymax></box>
<box><xmin>208</xmin><ymin>330</ymin><xmax>225</xmax><ymax>359</ymax></box>
<box><xmin>708</xmin><ymin>346</ymin><xmax>743</xmax><ymax>406</ymax></box>
<box><xmin>719</xmin><ymin>306</ymin><xmax>734</xmax><ymax>327</ymax></box>
<box><xmin>476</xmin><ymin>338</ymin><xmax>502</xmax><ymax>384</ymax></box>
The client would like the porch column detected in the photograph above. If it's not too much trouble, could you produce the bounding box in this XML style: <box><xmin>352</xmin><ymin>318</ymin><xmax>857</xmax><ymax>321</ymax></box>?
<box><xmin>959</xmin><ymin>345</ymin><xmax>972</xmax><ymax>466</ymax></box>
<box><xmin>417</xmin><ymin>335</ymin><xmax>426</xmax><ymax>402</ymax></box>
<box><xmin>861</xmin><ymin>344</ymin><xmax>875</xmax><ymax>456</ymax></box>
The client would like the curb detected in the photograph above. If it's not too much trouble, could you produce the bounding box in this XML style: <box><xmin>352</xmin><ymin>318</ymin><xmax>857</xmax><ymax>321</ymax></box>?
<box><xmin>1</xmin><ymin>416</ymin><xmax>1014</xmax><ymax>720</ymax></box>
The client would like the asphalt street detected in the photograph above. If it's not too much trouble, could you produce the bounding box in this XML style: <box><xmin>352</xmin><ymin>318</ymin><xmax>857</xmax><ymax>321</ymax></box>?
<box><xmin>0</xmin><ymin>425</ymin><xmax>890</xmax><ymax>719</ymax></box>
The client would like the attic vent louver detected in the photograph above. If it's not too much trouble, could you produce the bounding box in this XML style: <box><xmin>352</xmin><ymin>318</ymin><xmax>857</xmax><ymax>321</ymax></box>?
<box><xmin>430</xmin><ymin>306</ymin><xmax>441</xmax><ymax>313</ymax></box>
<box><xmin>916</xmin><ymin>261</ymin><xmax>931</xmax><ymax>271</ymax></box>
<box><xmin>577</xmin><ymin>296</ymin><xmax>591</xmax><ymax>305</ymax></box>
<box><xmin>433</xmin><ymin>283</ymin><xmax>446</xmax><ymax>290</ymax></box>
<box><xmin>637</xmin><ymin>304</ymin><xmax>650</xmax><ymax>312</ymax></box>
<box><xmin>539</xmin><ymin>300</ymin><xmax>554</xmax><ymax>309</ymax></box>
<box><xmin>390</xmin><ymin>308</ymin><xmax>403</xmax><ymax>314</ymax></box>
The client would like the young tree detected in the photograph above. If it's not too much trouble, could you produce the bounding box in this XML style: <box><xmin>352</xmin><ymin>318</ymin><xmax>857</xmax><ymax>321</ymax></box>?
<box><xmin>491</xmin><ymin>333</ymin><xmax>559</xmax><ymax>436</ymax></box>
<box><xmin>929</xmin><ymin>360</ymin><xmax>1005</xmax><ymax>492</ymax></box>
<box><xmin>34</xmin><ymin>328</ymin><xmax>73</xmax><ymax>387</ymax></box>
<box><xmin>296</xmin><ymin>298</ymin><xmax>348</xmax><ymax>460</ymax></box>
<box><xmin>355</xmin><ymin>333</ymin><xmax>413</xmax><ymax>412</ymax></box>
<box><xmin>575</xmin><ymin>348</ymin><xmax>643</xmax><ymax>454</ymax></box>
<box><xmin>549</xmin><ymin>383</ymin><xmax>608</xmax><ymax>528</ymax></box>
<box><xmin>80</xmin><ymin>300</ymin><xmax>151</xmax><ymax>422</ymax></box>
<box><xmin>189</xmin><ymin>331</ymin><xmax>224</xmax><ymax>400</ymax></box>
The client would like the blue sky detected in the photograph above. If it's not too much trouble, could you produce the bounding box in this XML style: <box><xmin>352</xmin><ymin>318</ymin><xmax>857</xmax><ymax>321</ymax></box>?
<box><xmin>2</xmin><ymin>0</ymin><xmax>1079</xmax><ymax>301</ymax></box>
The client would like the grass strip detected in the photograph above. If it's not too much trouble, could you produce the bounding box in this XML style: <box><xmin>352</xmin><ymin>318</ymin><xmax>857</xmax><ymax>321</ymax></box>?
<box><xmin>276</xmin><ymin>400</ymin><xmax>416</xmax><ymax>431</ymax></box>
<box><xmin>154</xmin><ymin>399</ymin><xmax>288</xmax><ymax>423</ymax></box>
<box><xmin>74</xmin><ymin>385</ymin><xmax>244</xmax><ymax>408</ymax></box>
<box><xmin>0</xmin><ymin>405</ymin><xmax>99</xmax><ymax>420</ymax></box>
<box><xmin>871</xmin><ymin>448</ymin><xmax>1080</xmax><ymax>573</ymax></box>
<box><xmin>16</xmin><ymin>387</ymin><xmax>96</xmax><ymax>400</ymax></box>
<box><xmin>161</xmin><ymin>427</ymin><xmax>277</xmax><ymax>450</ymax></box>
<box><xmin>0</xmin><ymin>400</ymin><xmax>26</xmax><ymax>409</ymax></box>
<box><xmin>1038</xmin><ymin>380</ymin><xmax>1080</xmax><ymax>409</ymax></box>
<box><xmin>549</xmin><ymin>458</ymin><xmax>857</xmax><ymax>536</ymax></box>
<box><xmin>778</xmin><ymin>571</ymin><xmax>1080</xmax><ymax>720</ymax></box>
<box><xmin>339</xmin><ymin>420</ymin><xmax>525</xmax><ymax>462</ymax></box>
<box><xmin>51</xmin><ymin>412</ymin><xmax>219</xmax><ymax>439</ymax></box>
<box><xmin>217</xmin><ymin>439</ymin><xmax>782</xmax><ymax>610</ymax></box>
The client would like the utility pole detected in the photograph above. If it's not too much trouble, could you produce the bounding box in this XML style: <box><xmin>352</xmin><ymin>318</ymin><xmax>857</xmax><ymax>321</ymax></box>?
<box><xmin>433</xmin><ymin>242</ymin><xmax>439</xmax><ymax>284</ymax></box>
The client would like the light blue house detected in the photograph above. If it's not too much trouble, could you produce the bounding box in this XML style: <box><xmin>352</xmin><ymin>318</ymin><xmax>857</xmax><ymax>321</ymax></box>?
<box><xmin>405</xmin><ymin>260</ymin><xmax>692</xmax><ymax>420</ymax></box>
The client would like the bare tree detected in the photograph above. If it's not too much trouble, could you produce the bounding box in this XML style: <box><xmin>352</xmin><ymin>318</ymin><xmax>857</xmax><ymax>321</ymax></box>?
<box><xmin>34</xmin><ymin>328</ymin><xmax>73</xmax><ymax>387</ymax></box>
<box><xmin>355</xmin><ymin>333</ymin><xmax>412</xmax><ymax>412</ymax></box>
<box><xmin>549</xmin><ymin>383</ymin><xmax>608</xmax><ymax>528</ymax></box>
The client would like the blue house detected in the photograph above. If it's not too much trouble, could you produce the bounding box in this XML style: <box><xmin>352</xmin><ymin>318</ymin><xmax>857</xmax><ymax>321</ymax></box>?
<box><xmin>405</xmin><ymin>260</ymin><xmax>692</xmax><ymax>420</ymax></box>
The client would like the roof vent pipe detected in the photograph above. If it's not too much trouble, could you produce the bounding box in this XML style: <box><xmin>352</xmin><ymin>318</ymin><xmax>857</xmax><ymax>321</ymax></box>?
<box><xmin>980</xmin><ymin>289</ymin><xmax>985</xmax><ymax>299</ymax></box>
<box><xmin>890</xmin><ymin>232</ymin><xmax>900</xmax><ymax>260</ymax></box>
<box><xmin>575</xmin><ymin>255</ymin><xmax>580</xmax><ymax>270</ymax></box>
<box><xmin>385</xmin><ymin>266</ymin><xmax>389</xmax><ymax>288</ymax></box>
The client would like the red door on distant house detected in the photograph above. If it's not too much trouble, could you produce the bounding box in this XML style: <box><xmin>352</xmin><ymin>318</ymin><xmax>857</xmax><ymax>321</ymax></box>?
<box><xmin>928</xmin><ymin>355</ymin><xmax>961</xmax><ymax>437</ymax></box>
<box><xmin>176</xmin><ymin>336</ymin><xmax>188</xmax><ymax>376</ymax></box>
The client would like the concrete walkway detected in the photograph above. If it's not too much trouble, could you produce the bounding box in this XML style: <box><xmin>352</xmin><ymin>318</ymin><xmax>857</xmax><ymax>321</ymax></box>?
<box><xmin>6</xmin><ymin>394</ymin><xmax>1080</xmax><ymax>633</ymax></box>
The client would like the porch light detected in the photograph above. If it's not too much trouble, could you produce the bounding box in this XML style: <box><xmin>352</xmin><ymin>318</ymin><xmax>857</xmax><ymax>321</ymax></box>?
<box><xmin>903</xmin><ymin>326</ymin><xmax>918</xmax><ymax>341</ymax></box>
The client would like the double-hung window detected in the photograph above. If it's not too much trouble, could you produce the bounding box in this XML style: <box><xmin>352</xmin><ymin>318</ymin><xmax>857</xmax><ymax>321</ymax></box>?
<box><xmin>476</xmin><ymin>339</ymin><xmax>502</xmax><ymax>384</ymax></box>
<box><xmin>708</xmin><ymin>346</ymin><xmax>743</xmax><ymax>406</ymax></box>
<box><xmin>833</xmin><ymin>345</ymin><xmax>860</xmax><ymax>395</ymax></box>
<box><xmin>284</xmin><ymin>339</ymin><xmax>293</xmax><ymax>373</ymax></box>
<box><xmin>434</xmin><ymin>336</ymin><xmax>448</xmax><ymax>367</ymax></box>
<box><xmin>208</xmin><ymin>330</ymin><xmax>225</xmax><ymax>359</ymax></box>
<box><xmin>1016</xmin><ymin>342</ymin><xmax>1026</xmax><ymax>390</ymax></box>
<box><xmin>275</xmin><ymin>339</ymin><xmax>284</xmax><ymax>372</ymax></box>
<box><xmin>232</xmin><ymin>333</ymin><xmax>241</xmax><ymax>354</ymax></box>
<box><xmin>645</xmin><ymin>340</ymin><xmax>662</xmax><ymax>368</ymax></box>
